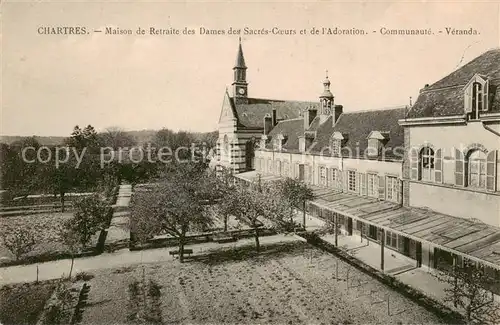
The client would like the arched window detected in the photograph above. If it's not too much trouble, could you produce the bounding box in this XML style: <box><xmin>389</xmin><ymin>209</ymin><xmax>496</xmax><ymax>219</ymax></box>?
<box><xmin>467</xmin><ymin>149</ymin><xmax>487</xmax><ymax>188</ymax></box>
<box><xmin>420</xmin><ymin>147</ymin><xmax>435</xmax><ymax>181</ymax></box>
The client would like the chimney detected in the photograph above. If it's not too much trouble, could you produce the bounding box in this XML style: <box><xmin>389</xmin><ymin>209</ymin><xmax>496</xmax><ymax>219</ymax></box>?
<box><xmin>272</xmin><ymin>108</ymin><xmax>277</xmax><ymax>126</ymax></box>
<box><xmin>333</xmin><ymin>105</ymin><xmax>343</xmax><ymax>125</ymax></box>
<box><xmin>264</xmin><ymin>115</ymin><xmax>273</xmax><ymax>135</ymax></box>
<box><xmin>299</xmin><ymin>136</ymin><xmax>306</xmax><ymax>153</ymax></box>
<box><xmin>304</xmin><ymin>108</ymin><xmax>318</xmax><ymax>130</ymax></box>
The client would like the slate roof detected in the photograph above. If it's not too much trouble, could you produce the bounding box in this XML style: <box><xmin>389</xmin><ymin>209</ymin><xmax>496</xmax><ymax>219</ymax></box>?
<box><xmin>321</xmin><ymin>107</ymin><xmax>406</xmax><ymax>158</ymax></box>
<box><xmin>408</xmin><ymin>48</ymin><xmax>500</xmax><ymax>118</ymax></box>
<box><xmin>266</xmin><ymin>118</ymin><xmax>304</xmax><ymax>150</ymax></box>
<box><xmin>232</xmin><ymin>97</ymin><xmax>318</xmax><ymax>128</ymax></box>
<box><xmin>264</xmin><ymin>106</ymin><xmax>406</xmax><ymax>160</ymax></box>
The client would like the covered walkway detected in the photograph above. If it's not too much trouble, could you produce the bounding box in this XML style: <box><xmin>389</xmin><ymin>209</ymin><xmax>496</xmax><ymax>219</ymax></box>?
<box><xmin>235</xmin><ymin>170</ymin><xmax>500</xmax><ymax>272</ymax></box>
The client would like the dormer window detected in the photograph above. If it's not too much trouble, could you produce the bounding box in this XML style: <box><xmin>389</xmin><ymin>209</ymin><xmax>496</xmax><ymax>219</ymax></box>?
<box><xmin>366</xmin><ymin>131</ymin><xmax>389</xmax><ymax>158</ymax></box>
<box><xmin>330</xmin><ymin>132</ymin><xmax>347</xmax><ymax>157</ymax></box>
<box><xmin>464</xmin><ymin>74</ymin><xmax>489</xmax><ymax>120</ymax></box>
<box><xmin>273</xmin><ymin>133</ymin><xmax>285</xmax><ymax>151</ymax></box>
<box><xmin>259</xmin><ymin>135</ymin><xmax>267</xmax><ymax>149</ymax></box>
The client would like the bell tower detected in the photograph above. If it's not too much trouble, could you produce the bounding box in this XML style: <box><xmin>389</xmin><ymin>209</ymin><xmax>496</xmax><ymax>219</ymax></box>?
<box><xmin>232</xmin><ymin>37</ymin><xmax>248</xmax><ymax>104</ymax></box>
<box><xmin>319</xmin><ymin>70</ymin><xmax>334</xmax><ymax>124</ymax></box>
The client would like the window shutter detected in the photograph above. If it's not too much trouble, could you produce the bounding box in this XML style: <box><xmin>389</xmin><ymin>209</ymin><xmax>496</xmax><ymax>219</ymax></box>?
<box><xmin>338</xmin><ymin>169</ymin><xmax>343</xmax><ymax>190</ymax></box>
<box><xmin>464</xmin><ymin>85</ymin><xmax>472</xmax><ymax>113</ymax></box>
<box><xmin>326</xmin><ymin>168</ymin><xmax>330</xmax><ymax>187</ymax></box>
<box><xmin>343</xmin><ymin>170</ymin><xmax>348</xmax><ymax>193</ymax></box>
<box><xmin>378</xmin><ymin>175</ymin><xmax>385</xmax><ymax>200</ymax></box>
<box><xmin>397</xmin><ymin>179</ymin><xmax>402</xmax><ymax>204</ymax></box>
<box><xmin>483</xmin><ymin>81</ymin><xmax>489</xmax><ymax>111</ymax></box>
<box><xmin>434</xmin><ymin>149</ymin><xmax>443</xmax><ymax>183</ymax></box>
<box><xmin>360</xmin><ymin>173</ymin><xmax>367</xmax><ymax>196</ymax></box>
<box><xmin>454</xmin><ymin>148</ymin><xmax>465</xmax><ymax>186</ymax></box>
<box><xmin>486</xmin><ymin>150</ymin><xmax>498</xmax><ymax>191</ymax></box>
<box><xmin>410</xmin><ymin>148</ymin><xmax>419</xmax><ymax>180</ymax></box>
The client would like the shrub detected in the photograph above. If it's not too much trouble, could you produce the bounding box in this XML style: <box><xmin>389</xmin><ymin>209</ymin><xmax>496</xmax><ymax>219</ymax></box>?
<box><xmin>74</xmin><ymin>271</ymin><xmax>94</xmax><ymax>281</ymax></box>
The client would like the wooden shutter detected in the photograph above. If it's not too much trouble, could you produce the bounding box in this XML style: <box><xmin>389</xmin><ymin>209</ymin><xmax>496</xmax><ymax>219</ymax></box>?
<box><xmin>486</xmin><ymin>150</ymin><xmax>498</xmax><ymax>191</ymax></box>
<box><xmin>342</xmin><ymin>170</ymin><xmax>348</xmax><ymax>192</ymax></box>
<box><xmin>326</xmin><ymin>168</ymin><xmax>330</xmax><ymax>187</ymax></box>
<box><xmin>483</xmin><ymin>81</ymin><xmax>489</xmax><ymax>111</ymax></box>
<box><xmin>410</xmin><ymin>148</ymin><xmax>419</xmax><ymax>180</ymax></box>
<box><xmin>464</xmin><ymin>85</ymin><xmax>472</xmax><ymax>113</ymax></box>
<box><xmin>454</xmin><ymin>148</ymin><xmax>465</xmax><ymax>186</ymax></box>
<box><xmin>337</xmin><ymin>169</ymin><xmax>342</xmax><ymax>190</ymax></box>
<box><xmin>360</xmin><ymin>173</ymin><xmax>367</xmax><ymax>196</ymax></box>
<box><xmin>397</xmin><ymin>179</ymin><xmax>402</xmax><ymax>204</ymax></box>
<box><xmin>434</xmin><ymin>149</ymin><xmax>443</xmax><ymax>183</ymax></box>
<box><xmin>378</xmin><ymin>175</ymin><xmax>385</xmax><ymax>200</ymax></box>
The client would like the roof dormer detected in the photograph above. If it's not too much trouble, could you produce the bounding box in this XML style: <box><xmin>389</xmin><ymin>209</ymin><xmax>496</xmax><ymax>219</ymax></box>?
<box><xmin>464</xmin><ymin>74</ymin><xmax>489</xmax><ymax>120</ymax></box>
<box><xmin>330</xmin><ymin>132</ymin><xmax>348</xmax><ymax>157</ymax></box>
<box><xmin>367</xmin><ymin>131</ymin><xmax>390</xmax><ymax>158</ymax></box>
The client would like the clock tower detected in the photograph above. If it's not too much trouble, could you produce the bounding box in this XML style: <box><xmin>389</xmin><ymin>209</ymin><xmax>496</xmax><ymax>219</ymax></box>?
<box><xmin>232</xmin><ymin>38</ymin><xmax>248</xmax><ymax>104</ymax></box>
<box><xmin>319</xmin><ymin>70</ymin><xmax>334</xmax><ymax>124</ymax></box>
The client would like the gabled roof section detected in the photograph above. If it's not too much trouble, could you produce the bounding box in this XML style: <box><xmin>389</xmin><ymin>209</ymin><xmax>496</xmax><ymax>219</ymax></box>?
<box><xmin>232</xmin><ymin>97</ymin><xmax>318</xmax><ymax>128</ymax></box>
<box><xmin>408</xmin><ymin>48</ymin><xmax>500</xmax><ymax>119</ymax></box>
<box><xmin>313</xmin><ymin>107</ymin><xmax>406</xmax><ymax>159</ymax></box>
<box><xmin>265</xmin><ymin>118</ymin><xmax>304</xmax><ymax>150</ymax></box>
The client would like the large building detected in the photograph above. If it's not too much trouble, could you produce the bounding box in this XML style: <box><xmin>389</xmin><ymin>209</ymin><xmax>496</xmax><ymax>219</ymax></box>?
<box><xmin>215</xmin><ymin>43</ymin><xmax>500</xmax><ymax>284</ymax></box>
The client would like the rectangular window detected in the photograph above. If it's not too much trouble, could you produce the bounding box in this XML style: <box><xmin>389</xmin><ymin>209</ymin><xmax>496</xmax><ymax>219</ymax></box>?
<box><xmin>319</xmin><ymin>167</ymin><xmax>327</xmax><ymax>187</ymax></box>
<box><xmin>307</xmin><ymin>165</ymin><xmax>313</xmax><ymax>184</ymax></box>
<box><xmin>283</xmin><ymin>161</ymin><xmax>289</xmax><ymax>176</ymax></box>
<box><xmin>275</xmin><ymin>161</ymin><xmax>281</xmax><ymax>175</ymax></box>
<box><xmin>267</xmin><ymin>159</ymin><xmax>272</xmax><ymax>174</ymax></box>
<box><xmin>367</xmin><ymin>173</ymin><xmax>378</xmax><ymax>197</ymax></box>
<box><xmin>295</xmin><ymin>163</ymin><xmax>300</xmax><ymax>179</ymax></box>
<box><xmin>386</xmin><ymin>176</ymin><xmax>398</xmax><ymax>202</ymax></box>
<box><xmin>385</xmin><ymin>231</ymin><xmax>398</xmax><ymax>249</ymax></box>
<box><xmin>348</xmin><ymin>171</ymin><xmax>357</xmax><ymax>192</ymax></box>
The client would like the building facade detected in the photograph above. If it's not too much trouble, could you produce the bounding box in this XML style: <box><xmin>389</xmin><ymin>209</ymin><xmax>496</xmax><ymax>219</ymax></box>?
<box><xmin>216</xmin><ymin>45</ymin><xmax>500</xmax><ymax>286</ymax></box>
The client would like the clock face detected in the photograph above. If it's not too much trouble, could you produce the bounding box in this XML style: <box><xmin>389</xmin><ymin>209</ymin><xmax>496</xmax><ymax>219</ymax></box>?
<box><xmin>238</xmin><ymin>88</ymin><xmax>246</xmax><ymax>95</ymax></box>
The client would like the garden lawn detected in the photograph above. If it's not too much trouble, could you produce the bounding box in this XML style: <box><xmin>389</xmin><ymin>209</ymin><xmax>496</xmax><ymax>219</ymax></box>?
<box><xmin>0</xmin><ymin>281</ymin><xmax>57</xmax><ymax>325</ymax></box>
<box><xmin>0</xmin><ymin>212</ymin><xmax>99</xmax><ymax>263</ymax></box>
<box><xmin>80</xmin><ymin>241</ymin><xmax>450</xmax><ymax>325</ymax></box>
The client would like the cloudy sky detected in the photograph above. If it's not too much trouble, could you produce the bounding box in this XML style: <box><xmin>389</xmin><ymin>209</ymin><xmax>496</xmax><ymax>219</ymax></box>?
<box><xmin>2</xmin><ymin>1</ymin><xmax>499</xmax><ymax>136</ymax></box>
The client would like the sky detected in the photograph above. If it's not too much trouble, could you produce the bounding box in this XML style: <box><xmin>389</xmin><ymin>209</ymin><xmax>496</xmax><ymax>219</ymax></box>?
<box><xmin>2</xmin><ymin>1</ymin><xmax>500</xmax><ymax>137</ymax></box>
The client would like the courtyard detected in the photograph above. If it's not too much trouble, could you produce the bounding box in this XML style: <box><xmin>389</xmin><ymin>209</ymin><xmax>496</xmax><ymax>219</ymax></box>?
<box><xmin>79</xmin><ymin>240</ymin><xmax>451</xmax><ymax>325</ymax></box>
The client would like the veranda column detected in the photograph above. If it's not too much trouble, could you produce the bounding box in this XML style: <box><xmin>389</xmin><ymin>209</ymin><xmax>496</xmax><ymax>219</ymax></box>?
<box><xmin>380</xmin><ymin>228</ymin><xmax>385</xmax><ymax>272</ymax></box>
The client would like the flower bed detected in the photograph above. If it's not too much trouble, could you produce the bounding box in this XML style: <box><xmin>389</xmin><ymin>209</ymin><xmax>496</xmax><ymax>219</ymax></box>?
<box><xmin>0</xmin><ymin>280</ymin><xmax>58</xmax><ymax>325</ymax></box>
<box><xmin>0</xmin><ymin>212</ymin><xmax>99</xmax><ymax>265</ymax></box>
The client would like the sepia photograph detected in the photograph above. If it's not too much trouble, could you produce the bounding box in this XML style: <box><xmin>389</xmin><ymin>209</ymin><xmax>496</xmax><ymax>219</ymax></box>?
<box><xmin>1</xmin><ymin>1</ymin><xmax>500</xmax><ymax>324</ymax></box>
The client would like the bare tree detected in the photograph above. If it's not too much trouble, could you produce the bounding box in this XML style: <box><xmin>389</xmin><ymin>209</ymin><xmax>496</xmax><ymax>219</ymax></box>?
<box><xmin>131</xmin><ymin>162</ymin><xmax>214</xmax><ymax>262</ymax></box>
<box><xmin>1</xmin><ymin>227</ymin><xmax>36</xmax><ymax>261</ymax></box>
<box><xmin>100</xmin><ymin>126</ymin><xmax>137</xmax><ymax>150</ymax></box>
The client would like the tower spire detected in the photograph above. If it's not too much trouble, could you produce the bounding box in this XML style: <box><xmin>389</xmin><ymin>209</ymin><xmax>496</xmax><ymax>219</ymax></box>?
<box><xmin>232</xmin><ymin>38</ymin><xmax>248</xmax><ymax>103</ymax></box>
<box><xmin>319</xmin><ymin>70</ymin><xmax>334</xmax><ymax>124</ymax></box>
<box><xmin>235</xmin><ymin>37</ymin><xmax>246</xmax><ymax>69</ymax></box>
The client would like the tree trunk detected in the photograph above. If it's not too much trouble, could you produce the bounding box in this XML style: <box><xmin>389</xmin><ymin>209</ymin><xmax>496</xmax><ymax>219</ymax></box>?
<box><xmin>290</xmin><ymin>207</ymin><xmax>294</xmax><ymax>225</ymax></box>
<box><xmin>69</xmin><ymin>255</ymin><xmax>75</xmax><ymax>279</ymax></box>
<box><xmin>224</xmin><ymin>215</ymin><xmax>228</xmax><ymax>232</ymax></box>
<box><xmin>254</xmin><ymin>226</ymin><xmax>260</xmax><ymax>252</ymax></box>
<box><xmin>178</xmin><ymin>235</ymin><xmax>186</xmax><ymax>263</ymax></box>
<box><xmin>302</xmin><ymin>201</ymin><xmax>306</xmax><ymax>229</ymax></box>
<box><xmin>60</xmin><ymin>192</ymin><xmax>65</xmax><ymax>212</ymax></box>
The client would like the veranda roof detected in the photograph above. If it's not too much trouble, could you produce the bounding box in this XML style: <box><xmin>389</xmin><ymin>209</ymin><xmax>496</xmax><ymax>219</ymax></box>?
<box><xmin>235</xmin><ymin>171</ymin><xmax>500</xmax><ymax>270</ymax></box>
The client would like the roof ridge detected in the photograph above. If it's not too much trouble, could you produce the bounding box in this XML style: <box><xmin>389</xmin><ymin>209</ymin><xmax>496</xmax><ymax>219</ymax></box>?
<box><xmin>341</xmin><ymin>106</ymin><xmax>407</xmax><ymax>115</ymax></box>
<box><xmin>421</xmin><ymin>76</ymin><xmax>500</xmax><ymax>93</ymax></box>
<box><xmin>248</xmin><ymin>97</ymin><xmax>318</xmax><ymax>104</ymax></box>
